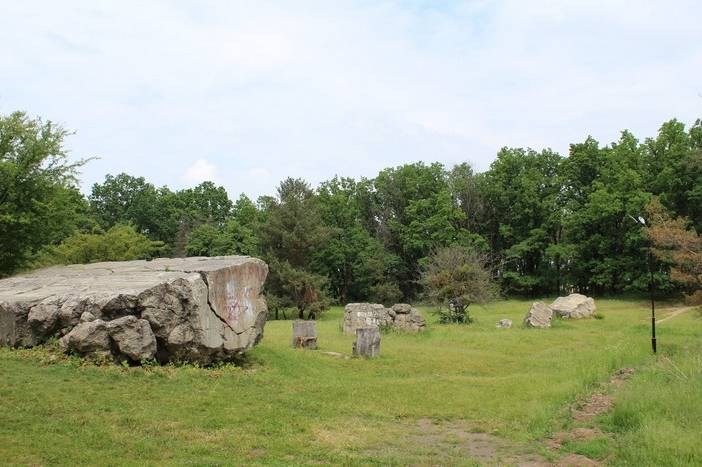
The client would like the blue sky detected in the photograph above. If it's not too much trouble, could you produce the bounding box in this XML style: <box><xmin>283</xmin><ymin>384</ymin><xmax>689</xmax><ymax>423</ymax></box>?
<box><xmin>1</xmin><ymin>1</ymin><xmax>701</xmax><ymax>199</ymax></box>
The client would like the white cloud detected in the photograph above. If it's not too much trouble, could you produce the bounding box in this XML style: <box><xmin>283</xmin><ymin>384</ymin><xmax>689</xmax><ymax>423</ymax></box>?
<box><xmin>1</xmin><ymin>1</ymin><xmax>701</xmax><ymax>198</ymax></box>
<box><xmin>182</xmin><ymin>159</ymin><xmax>218</xmax><ymax>184</ymax></box>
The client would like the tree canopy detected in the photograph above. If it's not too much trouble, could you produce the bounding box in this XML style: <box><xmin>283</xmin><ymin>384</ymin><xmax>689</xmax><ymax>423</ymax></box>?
<box><xmin>2</xmin><ymin>110</ymin><xmax>701</xmax><ymax>313</ymax></box>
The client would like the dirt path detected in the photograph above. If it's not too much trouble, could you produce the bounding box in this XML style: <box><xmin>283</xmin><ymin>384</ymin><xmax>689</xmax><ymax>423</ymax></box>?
<box><xmin>545</xmin><ymin>368</ymin><xmax>636</xmax><ymax>466</ymax></box>
<box><xmin>364</xmin><ymin>369</ymin><xmax>637</xmax><ymax>465</ymax></box>
<box><xmin>656</xmin><ymin>306</ymin><xmax>697</xmax><ymax>324</ymax></box>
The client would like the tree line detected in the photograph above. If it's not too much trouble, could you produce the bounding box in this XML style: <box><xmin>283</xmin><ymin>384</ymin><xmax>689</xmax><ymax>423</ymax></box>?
<box><xmin>2</xmin><ymin>111</ymin><xmax>701</xmax><ymax>316</ymax></box>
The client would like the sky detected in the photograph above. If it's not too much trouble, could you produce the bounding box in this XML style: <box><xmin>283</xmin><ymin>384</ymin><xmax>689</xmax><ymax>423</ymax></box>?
<box><xmin>1</xmin><ymin>1</ymin><xmax>701</xmax><ymax>200</ymax></box>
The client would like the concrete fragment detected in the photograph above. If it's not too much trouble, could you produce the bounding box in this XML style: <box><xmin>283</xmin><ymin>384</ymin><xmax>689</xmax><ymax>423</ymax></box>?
<box><xmin>524</xmin><ymin>302</ymin><xmax>553</xmax><ymax>328</ymax></box>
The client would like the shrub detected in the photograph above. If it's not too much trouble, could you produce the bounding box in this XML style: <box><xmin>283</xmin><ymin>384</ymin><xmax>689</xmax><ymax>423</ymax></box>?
<box><xmin>32</xmin><ymin>225</ymin><xmax>164</xmax><ymax>267</ymax></box>
<box><xmin>420</xmin><ymin>246</ymin><xmax>498</xmax><ymax>324</ymax></box>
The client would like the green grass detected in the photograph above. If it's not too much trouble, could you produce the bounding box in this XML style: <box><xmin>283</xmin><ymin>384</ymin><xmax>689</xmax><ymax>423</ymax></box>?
<box><xmin>0</xmin><ymin>299</ymin><xmax>700</xmax><ymax>465</ymax></box>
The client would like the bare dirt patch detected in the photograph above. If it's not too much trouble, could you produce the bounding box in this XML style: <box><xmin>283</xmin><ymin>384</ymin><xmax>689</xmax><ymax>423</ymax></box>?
<box><xmin>364</xmin><ymin>418</ymin><xmax>551</xmax><ymax>466</ymax></box>
<box><xmin>545</xmin><ymin>368</ymin><xmax>636</xmax><ymax>465</ymax></box>
<box><xmin>572</xmin><ymin>368</ymin><xmax>634</xmax><ymax>424</ymax></box>
<box><xmin>548</xmin><ymin>427</ymin><xmax>607</xmax><ymax>450</ymax></box>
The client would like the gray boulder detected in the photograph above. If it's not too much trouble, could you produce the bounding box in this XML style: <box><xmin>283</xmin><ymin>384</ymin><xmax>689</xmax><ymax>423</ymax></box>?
<box><xmin>0</xmin><ymin>256</ymin><xmax>268</xmax><ymax>365</ymax></box>
<box><xmin>551</xmin><ymin>293</ymin><xmax>596</xmax><ymax>319</ymax></box>
<box><xmin>524</xmin><ymin>302</ymin><xmax>553</xmax><ymax>328</ymax></box>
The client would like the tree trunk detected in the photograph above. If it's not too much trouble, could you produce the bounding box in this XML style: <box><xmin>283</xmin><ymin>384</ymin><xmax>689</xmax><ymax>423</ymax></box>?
<box><xmin>291</xmin><ymin>320</ymin><xmax>317</xmax><ymax>349</ymax></box>
<box><xmin>352</xmin><ymin>327</ymin><xmax>381</xmax><ymax>358</ymax></box>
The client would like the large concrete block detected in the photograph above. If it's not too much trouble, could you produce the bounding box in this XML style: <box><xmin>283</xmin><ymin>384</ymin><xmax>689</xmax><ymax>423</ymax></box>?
<box><xmin>0</xmin><ymin>256</ymin><xmax>268</xmax><ymax>364</ymax></box>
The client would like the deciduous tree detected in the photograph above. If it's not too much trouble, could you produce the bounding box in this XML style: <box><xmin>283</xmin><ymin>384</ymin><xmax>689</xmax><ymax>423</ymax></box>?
<box><xmin>0</xmin><ymin>112</ymin><xmax>90</xmax><ymax>276</ymax></box>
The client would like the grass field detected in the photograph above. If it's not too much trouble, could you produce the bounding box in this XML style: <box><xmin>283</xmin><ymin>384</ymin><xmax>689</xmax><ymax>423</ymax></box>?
<box><xmin>1</xmin><ymin>299</ymin><xmax>700</xmax><ymax>465</ymax></box>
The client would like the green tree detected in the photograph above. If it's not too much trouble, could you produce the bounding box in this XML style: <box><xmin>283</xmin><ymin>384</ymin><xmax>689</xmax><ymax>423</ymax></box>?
<box><xmin>266</xmin><ymin>258</ymin><xmax>330</xmax><ymax>320</ymax></box>
<box><xmin>185</xmin><ymin>219</ymin><xmax>258</xmax><ymax>257</ymax></box>
<box><xmin>0</xmin><ymin>111</ymin><xmax>91</xmax><ymax>276</ymax></box>
<box><xmin>368</xmin><ymin>162</ymin><xmax>481</xmax><ymax>299</ymax></box>
<box><xmin>646</xmin><ymin>119</ymin><xmax>702</xmax><ymax>231</ymax></box>
<box><xmin>448</xmin><ymin>162</ymin><xmax>484</xmax><ymax>232</ymax></box>
<box><xmin>562</xmin><ymin>131</ymin><xmax>655</xmax><ymax>294</ymax></box>
<box><xmin>315</xmin><ymin>176</ymin><xmax>400</xmax><ymax>303</ymax></box>
<box><xmin>480</xmin><ymin>148</ymin><xmax>563</xmax><ymax>295</ymax></box>
<box><xmin>89</xmin><ymin>173</ymin><xmax>163</xmax><ymax>235</ymax></box>
<box><xmin>232</xmin><ymin>194</ymin><xmax>260</xmax><ymax>227</ymax></box>
<box><xmin>90</xmin><ymin>176</ymin><xmax>234</xmax><ymax>256</ymax></box>
<box><xmin>259</xmin><ymin>178</ymin><xmax>331</xmax><ymax>268</ymax></box>
<box><xmin>176</xmin><ymin>181</ymin><xmax>232</xmax><ymax>226</ymax></box>
<box><xmin>259</xmin><ymin>178</ymin><xmax>331</xmax><ymax>318</ymax></box>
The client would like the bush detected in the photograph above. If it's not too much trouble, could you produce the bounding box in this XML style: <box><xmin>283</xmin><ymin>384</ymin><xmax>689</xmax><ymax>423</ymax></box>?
<box><xmin>420</xmin><ymin>246</ymin><xmax>498</xmax><ymax>324</ymax></box>
<box><xmin>32</xmin><ymin>225</ymin><xmax>165</xmax><ymax>267</ymax></box>
<box><xmin>435</xmin><ymin>303</ymin><xmax>475</xmax><ymax>324</ymax></box>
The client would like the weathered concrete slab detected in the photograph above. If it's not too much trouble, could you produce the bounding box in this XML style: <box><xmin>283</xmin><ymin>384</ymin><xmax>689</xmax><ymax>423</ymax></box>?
<box><xmin>343</xmin><ymin>303</ymin><xmax>392</xmax><ymax>333</ymax></box>
<box><xmin>0</xmin><ymin>256</ymin><xmax>268</xmax><ymax>364</ymax></box>
<box><xmin>343</xmin><ymin>303</ymin><xmax>426</xmax><ymax>334</ymax></box>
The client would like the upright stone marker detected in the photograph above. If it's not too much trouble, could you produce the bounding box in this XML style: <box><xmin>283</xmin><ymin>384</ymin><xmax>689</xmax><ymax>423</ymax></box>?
<box><xmin>353</xmin><ymin>327</ymin><xmax>381</xmax><ymax>358</ymax></box>
<box><xmin>291</xmin><ymin>320</ymin><xmax>317</xmax><ymax>349</ymax></box>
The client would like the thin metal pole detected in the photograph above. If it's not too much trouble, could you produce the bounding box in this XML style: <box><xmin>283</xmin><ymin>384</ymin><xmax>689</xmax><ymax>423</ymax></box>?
<box><xmin>649</xmin><ymin>250</ymin><xmax>656</xmax><ymax>354</ymax></box>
